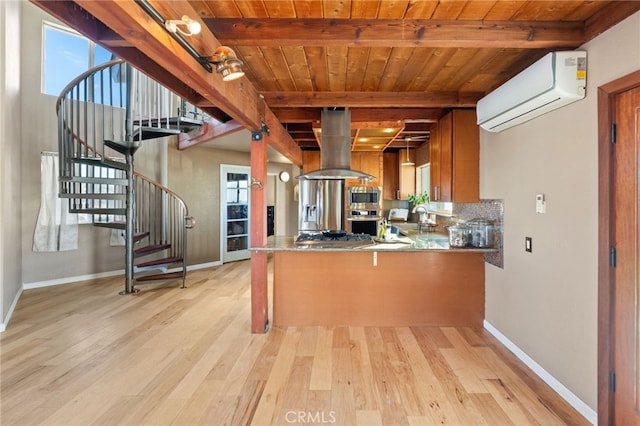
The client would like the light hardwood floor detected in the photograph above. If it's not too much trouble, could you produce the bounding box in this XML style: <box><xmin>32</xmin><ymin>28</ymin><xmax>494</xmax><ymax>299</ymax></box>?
<box><xmin>1</xmin><ymin>259</ymin><xmax>588</xmax><ymax>425</ymax></box>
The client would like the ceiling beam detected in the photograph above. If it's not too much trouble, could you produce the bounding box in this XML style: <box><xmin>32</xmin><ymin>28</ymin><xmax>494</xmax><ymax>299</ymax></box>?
<box><xmin>273</xmin><ymin>108</ymin><xmax>443</xmax><ymax>123</ymax></box>
<box><xmin>261</xmin><ymin>92</ymin><xmax>482</xmax><ymax>108</ymax></box>
<box><xmin>206</xmin><ymin>18</ymin><xmax>585</xmax><ymax>48</ymax></box>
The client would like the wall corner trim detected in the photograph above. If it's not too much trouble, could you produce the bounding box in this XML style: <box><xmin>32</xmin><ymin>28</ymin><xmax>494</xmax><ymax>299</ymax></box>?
<box><xmin>483</xmin><ymin>320</ymin><xmax>596</xmax><ymax>425</ymax></box>
<box><xmin>1</xmin><ymin>287</ymin><xmax>24</xmax><ymax>333</ymax></box>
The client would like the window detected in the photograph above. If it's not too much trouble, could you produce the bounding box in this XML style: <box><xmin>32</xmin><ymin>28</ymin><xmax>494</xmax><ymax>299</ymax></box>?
<box><xmin>42</xmin><ymin>22</ymin><xmax>112</xmax><ymax>96</ymax></box>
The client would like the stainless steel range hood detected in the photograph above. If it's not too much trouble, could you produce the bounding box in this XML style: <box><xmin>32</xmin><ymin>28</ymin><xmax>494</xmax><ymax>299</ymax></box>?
<box><xmin>298</xmin><ymin>109</ymin><xmax>375</xmax><ymax>181</ymax></box>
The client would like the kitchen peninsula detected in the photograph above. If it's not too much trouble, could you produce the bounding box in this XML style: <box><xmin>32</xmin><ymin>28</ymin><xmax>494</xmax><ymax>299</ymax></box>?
<box><xmin>253</xmin><ymin>234</ymin><xmax>495</xmax><ymax>328</ymax></box>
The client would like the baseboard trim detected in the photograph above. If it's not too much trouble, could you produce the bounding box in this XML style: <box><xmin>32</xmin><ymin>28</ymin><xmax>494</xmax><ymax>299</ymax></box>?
<box><xmin>1</xmin><ymin>287</ymin><xmax>23</xmax><ymax>333</ymax></box>
<box><xmin>23</xmin><ymin>269</ymin><xmax>126</xmax><ymax>290</ymax></box>
<box><xmin>483</xmin><ymin>320</ymin><xmax>596</xmax><ymax>425</ymax></box>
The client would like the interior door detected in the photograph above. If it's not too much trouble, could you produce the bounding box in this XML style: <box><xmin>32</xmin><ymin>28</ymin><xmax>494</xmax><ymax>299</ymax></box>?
<box><xmin>612</xmin><ymin>85</ymin><xmax>640</xmax><ymax>424</ymax></box>
<box><xmin>221</xmin><ymin>165</ymin><xmax>250</xmax><ymax>263</ymax></box>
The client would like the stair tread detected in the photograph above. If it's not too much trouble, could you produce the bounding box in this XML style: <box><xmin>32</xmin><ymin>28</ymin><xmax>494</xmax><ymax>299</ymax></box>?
<box><xmin>135</xmin><ymin>271</ymin><xmax>184</xmax><ymax>282</ymax></box>
<box><xmin>136</xmin><ymin>256</ymin><xmax>183</xmax><ymax>268</ymax></box>
<box><xmin>69</xmin><ymin>208</ymin><xmax>126</xmax><ymax>215</ymax></box>
<box><xmin>135</xmin><ymin>243</ymin><xmax>171</xmax><ymax>255</ymax></box>
<box><xmin>72</xmin><ymin>157</ymin><xmax>128</xmax><ymax>171</ymax></box>
<box><xmin>105</xmin><ymin>140</ymin><xmax>141</xmax><ymax>156</ymax></box>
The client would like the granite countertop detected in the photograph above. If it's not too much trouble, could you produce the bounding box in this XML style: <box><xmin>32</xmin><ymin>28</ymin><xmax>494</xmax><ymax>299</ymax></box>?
<box><xmin>251</xmin><ymin>234</ymin><xmax>498</xmax><ymax>253</ymax></box>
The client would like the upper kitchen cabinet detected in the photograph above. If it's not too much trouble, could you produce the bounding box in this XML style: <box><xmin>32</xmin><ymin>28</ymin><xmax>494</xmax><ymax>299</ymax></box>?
<box><xmin>345</xmin><ymin>151</ymin><xmax>383</xmax><ymax>188</ymax></box>
<box><xmin>383</xmin><ymin>150</ymin><xmax>415</xmax><ymax>200</ymax></box>
<box><xmin>302</xmin><ymin>151</ymin><xmax>321</xmax><ymax>174</ymax></box>
<box><xmin>430</xmin><ymin>109</ymin><xmax>479</xmax><ymax>203</ymax></box>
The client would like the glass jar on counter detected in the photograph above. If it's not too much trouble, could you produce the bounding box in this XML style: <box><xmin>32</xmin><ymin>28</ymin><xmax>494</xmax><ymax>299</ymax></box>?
<box><xmin>447</xmin><ymin>223</ymin><xmax>471</xmax><ymax>247</ymax></box>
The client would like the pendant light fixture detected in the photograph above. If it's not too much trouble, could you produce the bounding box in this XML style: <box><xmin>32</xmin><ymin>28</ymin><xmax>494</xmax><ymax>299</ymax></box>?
<box><xmin>401</xmin><ymin>137</ymin><xmax>415</xmax><ymax>166</ymax></box>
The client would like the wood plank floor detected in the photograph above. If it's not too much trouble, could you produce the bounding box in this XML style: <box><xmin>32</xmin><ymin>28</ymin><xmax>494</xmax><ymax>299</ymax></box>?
<box><xmin>1</xmin><ymin>259</ymin><xmax>589</xmax><ymax>425</ymax></box>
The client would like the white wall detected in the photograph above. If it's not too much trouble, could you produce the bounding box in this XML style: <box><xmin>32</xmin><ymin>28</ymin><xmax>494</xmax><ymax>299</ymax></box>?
<box><xmin>1</xmin><ymin>0</ymin><xmax>23</xmax><ymax>329</ymax></box>
<box><xmin>481</xmin><ymin>11</ymin><xmax>640</xmax><ymax>412</ymax></box>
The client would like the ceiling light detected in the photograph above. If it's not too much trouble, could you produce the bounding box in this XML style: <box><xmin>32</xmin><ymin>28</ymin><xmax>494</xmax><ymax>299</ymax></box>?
<box><xmin>206</xmin><ymin>46</ymin><xmax>245</xmax><ymax>81</ymax></box>
<box><xmin>401</xmin><ymin>137</ymin><xmax>415</xmax><ymax>166</ymax></box>
<box><xmin>164</xmin><ymin>15</ymin><xmax>201</xmax><ymax>36</ymax></box>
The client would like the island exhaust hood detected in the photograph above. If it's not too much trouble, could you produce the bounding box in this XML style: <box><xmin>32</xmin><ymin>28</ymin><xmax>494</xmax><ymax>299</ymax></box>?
<box><xmin>298</xmin><ymin>108</ymin><xmax>375</xmax><ymax>181</ymax></box>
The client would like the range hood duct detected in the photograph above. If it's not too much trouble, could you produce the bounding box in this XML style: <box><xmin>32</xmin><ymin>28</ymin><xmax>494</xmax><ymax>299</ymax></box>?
<box><xmin>298</xmin><ymin>109</ymin><xmax>375</xmax><ymax>181</ymax></box>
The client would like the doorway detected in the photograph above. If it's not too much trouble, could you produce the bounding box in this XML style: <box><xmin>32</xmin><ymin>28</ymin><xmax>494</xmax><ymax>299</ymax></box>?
<box><xmin>598</xmin><ymin>71</ymin><xmax>640</xmax><ymax>425</ymax></box>
<box><xmin>220</xmin><ymin>165</ymin><xmax>251</xmax><ymax>263</ymax></box>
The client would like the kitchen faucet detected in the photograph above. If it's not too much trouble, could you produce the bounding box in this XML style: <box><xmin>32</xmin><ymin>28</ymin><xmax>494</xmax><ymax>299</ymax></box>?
<box><xmin>412</xmin><ymin>204</ymin><xmax>433</xmax><ymax>233</ymax></box>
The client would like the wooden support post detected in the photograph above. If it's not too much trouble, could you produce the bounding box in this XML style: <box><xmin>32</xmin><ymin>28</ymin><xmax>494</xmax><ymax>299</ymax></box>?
<box><xmin>250</xmin><ymin>133</ymin><xmax>269</xmax><ymax>333</ymax></box>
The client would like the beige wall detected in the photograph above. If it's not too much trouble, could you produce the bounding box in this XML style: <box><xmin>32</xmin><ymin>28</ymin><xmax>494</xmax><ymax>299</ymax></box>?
<box><xmin>168</xmin><ymin>133</ymin><xmax>298</xmax><ymax>264</ymax></box>
<box><xmin>1</xmin><ymin>0</ymin><xmax>22</xmax><ymax>326</ymax></box>
<box><xmin>481</xmin><ymin>11</ymin><xmax>640</xmax><ymax>411</ymax></box>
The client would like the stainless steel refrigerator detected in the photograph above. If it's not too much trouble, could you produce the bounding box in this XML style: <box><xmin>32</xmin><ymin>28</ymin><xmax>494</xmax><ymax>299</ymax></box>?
<box><xmin>298</xmin><ymin>179</ymin><xmax>344</xmax><ymax>233</ymax></box>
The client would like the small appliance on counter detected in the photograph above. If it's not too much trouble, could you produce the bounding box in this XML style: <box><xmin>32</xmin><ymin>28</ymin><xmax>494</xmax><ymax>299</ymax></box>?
<box><xmin>388</xmin><ymin>208</ymin><xmax>409</xmax><ymax>222</ymax></box>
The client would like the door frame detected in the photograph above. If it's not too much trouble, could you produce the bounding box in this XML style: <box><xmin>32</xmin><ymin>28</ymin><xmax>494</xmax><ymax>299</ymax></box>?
<box><xmin>220</xmin><ymin>164</ymin><xmax>251</xmax><ymax>263</ymax></box>
<box><xmin>597</xmin><ymin>69</ymin><xmax>640</xmax><ymax>425</ymax></box>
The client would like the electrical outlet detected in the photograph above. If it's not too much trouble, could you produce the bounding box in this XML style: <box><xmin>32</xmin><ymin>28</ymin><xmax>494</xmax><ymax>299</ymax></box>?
<box><xmin>525</xmin><ymin>237</ymin><xmax>532</xmax><ymax>252</ymax></box>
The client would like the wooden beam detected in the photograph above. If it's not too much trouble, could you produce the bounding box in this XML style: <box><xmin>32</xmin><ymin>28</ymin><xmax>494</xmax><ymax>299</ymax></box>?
<box><xmin>272</xmin><ymin>107</ymin><xmax>443</xmax><ymax>123</ymax></box>
<box><xmin>585</xmin><ymin>2</ymin><xmax>640</xmax><ymax>41</ymax></box>
<box><xmin>262</xmin><ymin>91</ymin><xmax>482</xmax><ymax>108</ymax></box>
<box><xmin>177</xmin><ymin>119</ymin><xmax>243</xmax><ymax>150</ymax></box>
<box><xmin>207</xmin><ymin>18</ymin><xmax>586</xmax><ymax>48</ymax></box>
<box><xmin>250</xmin><ymin>136</ymin><xmax>268</xmax><ymax>334</ymax></box>
<box><xmin>263</xmin><ymin>108</ymin><xmax>303</xmax><ymax>167</ymax></box>
<box><xmin>68</xmin><ymin>0</ymin><xmax>264</xmax><ymax>131</ymax></box>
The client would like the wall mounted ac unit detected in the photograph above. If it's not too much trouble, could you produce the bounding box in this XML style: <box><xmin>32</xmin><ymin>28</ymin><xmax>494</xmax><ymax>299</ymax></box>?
<box><xmin>476</xmin><ymin>51</ymin><xmax>587</xmax><ymax>132</ymax></box>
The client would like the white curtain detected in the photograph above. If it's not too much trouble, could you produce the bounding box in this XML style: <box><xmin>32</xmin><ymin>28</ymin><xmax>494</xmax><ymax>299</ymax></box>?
<box><xmin>33</xmin><ymin>153</ymin><xmax>78</xmax><ymax>251</ymax></box>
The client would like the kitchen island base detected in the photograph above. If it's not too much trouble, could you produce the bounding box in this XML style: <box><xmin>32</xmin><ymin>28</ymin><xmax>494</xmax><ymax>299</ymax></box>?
<box><xmin>273</xmin><ymin>251</ymin><xmax>484</xmax><ymax>327</ymax></box>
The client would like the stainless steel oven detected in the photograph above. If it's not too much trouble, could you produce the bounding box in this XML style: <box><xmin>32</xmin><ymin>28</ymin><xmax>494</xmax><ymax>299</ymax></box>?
<box><xmin>346</xmin><ymin>186</ymin><xmax>381</xmax><ymax>236</ymax></box>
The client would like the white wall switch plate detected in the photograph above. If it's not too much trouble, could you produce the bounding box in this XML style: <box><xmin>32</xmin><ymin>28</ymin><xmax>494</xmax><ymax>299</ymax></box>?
<box><xmin>536</xmin><ymin>193</ymin><xmax>546</xmax><ymax>214</ymax></box>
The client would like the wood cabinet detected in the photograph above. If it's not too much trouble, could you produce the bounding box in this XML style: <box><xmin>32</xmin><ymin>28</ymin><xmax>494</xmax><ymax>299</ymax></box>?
<box><xmin>345</xmin><ymin>151</ymin><xmax>383</xmax><ymax>187</ymax></box>
<box><xmin>383</xmin><ymin>150</ymin><xmax>415</xmax><ymax>200</ymax></box>
<box><xmin>430</xmin><ymin>109</ymin><xmax>479</xmax><ymax>202</ymax></box>
<box><xmin>302</xmin><ymin>150</ymin><xmax>320</xmax><ymax>174</ymax></box>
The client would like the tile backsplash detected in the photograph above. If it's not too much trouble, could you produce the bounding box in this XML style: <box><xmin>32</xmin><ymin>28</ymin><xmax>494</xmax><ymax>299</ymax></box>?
<box><xmin>440</xmin><ymin>199</ymin><xmax>504</xmax><ymax>268</ymax></box>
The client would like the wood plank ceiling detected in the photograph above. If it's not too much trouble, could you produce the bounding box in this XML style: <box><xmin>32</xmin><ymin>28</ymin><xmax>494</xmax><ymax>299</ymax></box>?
<box><xmin>30</xmin><ymin>1</ymin><xmax>640</xmax><ymax>162</ymax></box>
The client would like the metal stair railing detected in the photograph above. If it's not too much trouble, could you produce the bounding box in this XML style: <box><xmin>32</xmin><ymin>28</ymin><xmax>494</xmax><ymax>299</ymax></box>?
<box><xmin>55</xmin><ymin>58</ymin><xmax>198</xmax><ymax>293</ymax></box>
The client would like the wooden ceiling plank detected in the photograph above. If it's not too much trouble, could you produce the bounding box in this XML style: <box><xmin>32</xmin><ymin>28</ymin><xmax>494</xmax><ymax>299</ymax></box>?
<box><xmin>282</xmin><ymin>46</ymin><xmax>314</xmax><ymax>92</ymax></box>
<box><xmin>261</xmin><ymin>46</ymin><xmax>298</xmax><ymax>91</ymax></box>
<box><xmin>457</xmin><ymin>1</ymin><xmax>500</xmax><ymax>20</ymax></box>
<box><xmin>327</xmin><ymin>46</ymin><xmax>350</xmax><ymax>91</ymax></box>
<box><xmin>350</xmin><ymin>0</ymin><xmax>380</xmax><ymax>18</ymax></box>
<box><xmin>377</xmin><ymin>0</ymin><xmax>411</xmax><ymax>19</ymax></box>
<box><xmin>403</xmin><ymin>1</ymin><xmax>439</xmax><ymax>19</ymax></box>
<box><xmin>361</xmin><ymin>47</ymin><xmax>393</xmax><ymax>92</ymax></box>
<box><xmin>263</xmin><ymin>0</ymin><xmax>298</xmax><ymax>18</ymax></box>
<box><xmin>293</xmin><ymin>1</ymin><xmax>324</xmax><ymax>18</ymax></box>
<box><xmin>345</xmin><ymin>48</ymin><xmax>370</xmax><ymax>91</ymax></box>
<box><xmin>305</xmin><ymin>46</ymin><xmax>331</xmax><ymax>91</ymax></box>
<box><xmin>407</xmin><ymin>47</ymin><xmax>457</xmax><ymax>91</ymax></box>
<box><xmin>262</xmin><ymin>91</ymin><xmax>481</xmax><ymax>107</ymax></box>
<box><xmin>431</xmin><ymin>0</ymin><xmax>468</xmax><ymax>19</ymax></box>
<box><xmin>207</xmin><ymin>18</ymin><xmax>586</xmax><ymax>48</ymax></box>
<box><xmin>324</xmin><ymin>0</ymin><xmax>352</xmax><ymax>18</ymax></box>
<box><xmin>376</xmin><ymin>46</ymin><xmax>415</xmax><ymax>92</ymax></box>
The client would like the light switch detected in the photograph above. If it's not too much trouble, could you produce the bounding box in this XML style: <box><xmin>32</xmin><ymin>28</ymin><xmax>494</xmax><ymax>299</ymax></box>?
<box><xmin>536</xmin><ymin>193</ymin><xmax>546</xmax><ymax>214</ymax></box>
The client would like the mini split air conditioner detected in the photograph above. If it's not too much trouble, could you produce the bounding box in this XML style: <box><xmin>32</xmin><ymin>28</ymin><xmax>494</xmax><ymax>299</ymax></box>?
<box><xmin>476</xmin><ymin>51</ymin><xmax>587</xmax><ymax>132</ymax></box>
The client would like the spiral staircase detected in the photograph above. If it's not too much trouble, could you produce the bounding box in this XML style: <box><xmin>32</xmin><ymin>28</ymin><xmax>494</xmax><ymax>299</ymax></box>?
<box><xmin>56</xmin><ymin>59</ymin><xmax>199</xmax><ymax>294</ymax></box>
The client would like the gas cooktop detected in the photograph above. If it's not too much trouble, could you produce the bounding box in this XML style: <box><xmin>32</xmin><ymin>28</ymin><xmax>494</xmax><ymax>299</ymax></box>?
<box><xmin>295</xmin><ymin>231</ymin><xmax>373</xmax><ymax>247</ymax></box>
